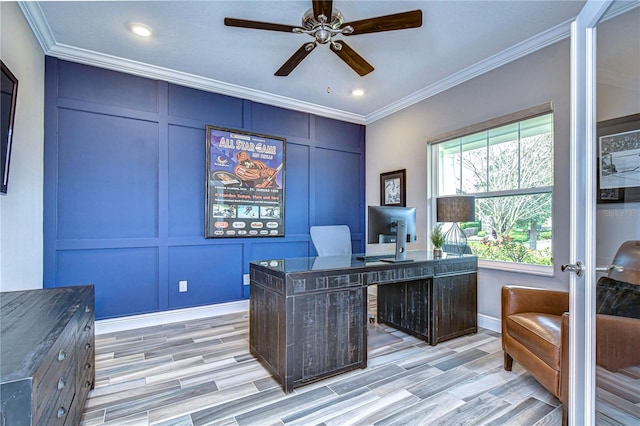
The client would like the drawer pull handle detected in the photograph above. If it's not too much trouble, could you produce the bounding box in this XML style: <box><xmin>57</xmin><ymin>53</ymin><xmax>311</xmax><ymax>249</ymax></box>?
<box><xmin>85</xmin><ymin>343</ymin><xmax>92</xmax><ymax>350</ymax></box>
<box><xmin>58</xmin><ymin>350</ymin><xmax>67</xmax><ymax>361</ymax></box>
<box><xmin>85</xmin><ymin>380</ymin><xmax>92</xmax><ymax>388</ymax></box>
<box><xmin>85</xmin><ymin>363</ymin><xmax>92</xmax><ymax>370</ymax></box>
<box><xmin>85</xmin><ymin>305</ymin><xmax>92</xmax><ymax>313</ymax></box>
<box><xmin>84</xmin><ymin>324</ymin><xmax>92</xmax><ymax>331</ymax></box>
<box><xmin>57</xmin><ymin>407</ymin><xmax>66</xmax><ymax>418</ymax></box>
<box><xmin>57</xmin><ymin>379</ymin><xmax>66</xmax><ymax>390</ymax></box>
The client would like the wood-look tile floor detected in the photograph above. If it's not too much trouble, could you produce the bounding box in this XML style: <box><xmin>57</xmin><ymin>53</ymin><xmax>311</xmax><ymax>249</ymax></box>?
<box><xmin>82</xmin><ymin>310</ymin><xmax>571</xmax><ymax>426</ymax></box>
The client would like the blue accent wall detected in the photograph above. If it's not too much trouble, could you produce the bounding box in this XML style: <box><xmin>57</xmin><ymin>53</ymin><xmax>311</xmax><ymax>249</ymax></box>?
<box><xmin>44</xmin><ymin>57</ymin><xmax>366</xmax><ymax>320</ymax></box>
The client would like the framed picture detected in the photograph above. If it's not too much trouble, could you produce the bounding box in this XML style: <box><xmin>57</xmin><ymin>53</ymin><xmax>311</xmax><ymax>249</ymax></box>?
<box><xmin>205</xmin><ymin>125</ymin><xmax>286</xmax><ymax>238</ymax></box>
<box><xmin>380</xmin><ymin>169</ymin><xmax>406</xmax><ymax>207</ymax></box>
<box><xmin>597</xmin><ymin>113</ymin><xmax>640</xmax><ymax>204</ymax></box>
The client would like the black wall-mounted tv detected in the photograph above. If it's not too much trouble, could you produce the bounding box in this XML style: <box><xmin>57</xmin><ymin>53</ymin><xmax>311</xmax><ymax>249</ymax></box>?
<box><xmin>1</xmin><ymin>60</ymin><xmax>18</xmax><ymax>194</ymax></box>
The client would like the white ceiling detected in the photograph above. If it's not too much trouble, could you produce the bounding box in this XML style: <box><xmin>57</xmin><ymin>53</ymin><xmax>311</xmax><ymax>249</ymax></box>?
<box><xmin>16</xmin><ymin>1</ymin><xmax>602</xmax><ymax>124</ymax></box>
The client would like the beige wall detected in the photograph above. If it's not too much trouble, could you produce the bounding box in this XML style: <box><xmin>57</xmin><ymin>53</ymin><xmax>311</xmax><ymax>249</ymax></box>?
<box><xmin>366</xmin><ymin>6</ymin><xmax>639</xmax><ymax>322</ymax></box>
<box><xmin>597</xmin><ymin>8</ymin><xmax>640</xmax><ymax>122</ymax></box>
<box><xmin>367</xmin><ymin>40</ymin><xmax>573</xmax><ymax>321</ymax></box>
<box><xmin>0</xmin><ymin>2</ymin><xmax>45</xmax><ymax>291</ymax></box>
<box><xmin>595</xmin><ymin>8</ymin><xmax>640</xmax><ymax>266</ymax></box>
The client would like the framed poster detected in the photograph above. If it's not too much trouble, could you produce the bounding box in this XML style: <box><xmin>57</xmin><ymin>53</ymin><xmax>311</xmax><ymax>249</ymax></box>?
<box><xmin>205</xmin><ymin>125</ymin><xmax>286</xmax><ymax>238</ymax></box>
<box><xmin>380</xmin><ymin>169</ymin><xmax>406</xmax><ymax>206</ymax></box>
<box><xmin>597</xmin><ymin>113</ymin><xmax>640</xmax><ymax>204</ymax></box>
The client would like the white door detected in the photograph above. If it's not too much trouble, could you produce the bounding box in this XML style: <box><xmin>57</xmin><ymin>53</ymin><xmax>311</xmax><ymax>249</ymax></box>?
<box><xmin>569</xmin><ymin>1</ymin><xmax>640</xmax><ymax>424</ymax></box>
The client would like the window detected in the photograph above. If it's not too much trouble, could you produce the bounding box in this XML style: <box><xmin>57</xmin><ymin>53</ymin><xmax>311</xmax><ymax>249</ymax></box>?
<box><xmin>431</xmin><ymin>105</ymin><xmax>554</xmax><ymax>269</ymax></box>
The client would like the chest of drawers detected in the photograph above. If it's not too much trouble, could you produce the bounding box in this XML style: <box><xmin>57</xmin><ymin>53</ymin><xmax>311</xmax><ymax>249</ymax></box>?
<box><xmin>1</xmin><ymin>285</ymin><xmax>95</xmax><ymax>425</ymax></box>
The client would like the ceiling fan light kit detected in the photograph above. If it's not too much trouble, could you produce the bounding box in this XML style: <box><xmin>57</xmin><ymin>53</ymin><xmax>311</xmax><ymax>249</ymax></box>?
<box><xmin>224</xmin><ymin>0</ymin><xmax>422</xmax><ymax>77</ymax></box>
<box><xmin>293</xmin><ymin>8</ymin><xmax>353</xmax><ymax>44</ymax></box>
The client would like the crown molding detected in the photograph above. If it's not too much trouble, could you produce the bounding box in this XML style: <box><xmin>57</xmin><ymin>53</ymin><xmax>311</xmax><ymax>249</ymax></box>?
<box><xmin>47</xmin><ymin>42</ymin><xmax>368</xmax><ymax>125</ymax></box>
<box><xmin>365</xmin><ymin>18</ymin><xmax>573</xmax><ymax>124</ymax></box>
<box><xmin>17</xmin><ymin>2</ymin><xmax>367</xmax><ymax>125</ymax></box>
<box><xmin>365</xmin><ymin>2</ymin><xmax>640</xmax><ymax>124</ymax></box>
<box><xmin>604</xmin><ymin>0</ymin><xmax>640</xmax><ymax>20</ymax></box>
<box><xmin>22</xmin><ymin>2</ymin><xmax>633</xmax><ymax>126</ymax></box>
<box><xmin>18</xmin><ymin>1</ymin><xmax>54</xmax><ymax>52</ymax></box>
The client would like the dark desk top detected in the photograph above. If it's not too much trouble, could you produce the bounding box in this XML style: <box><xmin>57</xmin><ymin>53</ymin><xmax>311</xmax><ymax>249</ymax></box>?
<box><xmin>250</xmin><ymin>250</ymin><xmax>476</xmax><ymax>274</ymax></box>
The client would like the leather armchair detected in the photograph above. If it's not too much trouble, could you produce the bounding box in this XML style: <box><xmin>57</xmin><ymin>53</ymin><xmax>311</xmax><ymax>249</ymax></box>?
<box><xmin>502</xmin><ymin>240</ymin><xmax>640</xmax><ymax>410</ymax></box>
<box><xmin>501</xmin><ymin>285</ymin><xmax>569</xmax><ymax>405</ymax></box>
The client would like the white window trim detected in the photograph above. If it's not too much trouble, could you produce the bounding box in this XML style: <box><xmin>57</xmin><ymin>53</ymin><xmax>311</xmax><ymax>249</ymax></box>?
<box><xmin>428</xmin><ymin>104</ymin><xmax>555</xmax><ymax>271</ymax></box>
<box><xmin>428</xmin><ymin>102</ymin><xmax>553</xmax><ymax>146</ymax></box>
<box><xmin>479</xmin><ymin>259</ymin><xmax>554</xmax><ymax>276</ymax></box>
<box><xmin>476</xmin><ymin>187</ymin><xmax>554</xmax><ymax>199</ymax></box>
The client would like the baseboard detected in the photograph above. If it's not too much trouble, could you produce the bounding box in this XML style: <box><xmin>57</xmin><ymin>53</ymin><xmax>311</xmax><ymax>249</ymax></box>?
<box><xmin>96</xmin><ymin>301</ymin><xmax>500</xmax><ymax>336</ymax></box>
<box><xmin>478</xmin><ymin>314</ymin><xmax>501</xmax><ymax>333</ymax></box>
<box><xmin>95</xmin><ymin>299</ymin><xmax>249</xmax><ymax>335</ymax></box>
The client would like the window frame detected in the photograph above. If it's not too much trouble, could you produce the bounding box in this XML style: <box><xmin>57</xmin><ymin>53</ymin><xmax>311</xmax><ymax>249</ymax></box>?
<box><xmin>428</xmin><ymin>103</ymin><xmax>554</xmax><ymax>274</ymax></box>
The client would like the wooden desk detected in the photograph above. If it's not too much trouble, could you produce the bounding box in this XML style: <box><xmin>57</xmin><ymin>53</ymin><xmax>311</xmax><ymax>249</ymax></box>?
<box><xmin>249</xmin><ymin>252</ymin><xmax>477</xmax><ymax>392</ymax></box>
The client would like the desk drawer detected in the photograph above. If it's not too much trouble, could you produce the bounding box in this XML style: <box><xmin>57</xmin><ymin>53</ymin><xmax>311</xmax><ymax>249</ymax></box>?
<box><xmin>77</xmin><ymin>302</ymin><xmax>94</xmax><ymax>333</ymax></box>
<box><xmin>77</xmin><ymin>304</ymin><xmax>95</xmax><ymax>411</ymax></box>
<box><xmin>78</xmin><ymin>343</ymin><xmax>95</xmax><ymax>394</ymax></box>
<box><xmin>77</xmin><ymin>315</ymin><xmax>94</xmax><ymax>368</ymax></box>
<box><xmin>37</xmin><ymin>353</ymin><xmax>76</xmax><ymax>425</ymax></box>
<box><xmin>366</xmin><ymin>265</ymin><xmax>434</xmax><ymax>284</ymax></box>
<box><xmin>34</xmin><ymin>319</ymin><xmax>76</xmax><ymax>426</ymax></box>
<box><xmin>288</xmin><ymin>272</ymin><xmax>362</xmax><ymax>294</ymax></box>
<box><xmin>433</xmin><ymin>258</ymin><xmax>478</xmax><ymax>275</ymax></box>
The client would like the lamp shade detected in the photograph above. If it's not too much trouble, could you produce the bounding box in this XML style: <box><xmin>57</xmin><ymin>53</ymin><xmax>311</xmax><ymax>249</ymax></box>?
<box><xmin>436</xmin><ymin>196</ymin><xmax>475</xmax><ymax>223</ymax></box>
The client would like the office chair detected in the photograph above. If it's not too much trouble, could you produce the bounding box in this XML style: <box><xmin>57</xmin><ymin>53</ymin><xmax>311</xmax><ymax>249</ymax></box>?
<box><xmin>310</xmin><ymin>225</ymin><xmax>352</xmax><ymax>256</ymax></box>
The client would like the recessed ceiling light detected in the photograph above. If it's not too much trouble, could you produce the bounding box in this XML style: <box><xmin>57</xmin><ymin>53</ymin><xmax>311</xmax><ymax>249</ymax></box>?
<box><xmin>351</xmin><ymin>89</ymin><xmax>365</xmax><ymax>97</ymax></box>
<box><xmin>130</xmin><ymin>23</ymin><xmax>152</xmax><ymax>37</ymax></box>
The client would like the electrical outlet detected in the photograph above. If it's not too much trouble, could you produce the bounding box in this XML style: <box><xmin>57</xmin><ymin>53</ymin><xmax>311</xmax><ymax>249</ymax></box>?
<box><xmin>243</xmin><ymin>274</ymin><xmax>250</xmax><ymax>285</ymax></box>
<box><xmin>179</xmin><ymin>280</ymin><xmax>188</xmax><ymax>292</ymax></box>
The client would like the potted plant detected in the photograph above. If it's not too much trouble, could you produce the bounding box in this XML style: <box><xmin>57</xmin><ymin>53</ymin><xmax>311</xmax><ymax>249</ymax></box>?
<box><xmin>430</xmin><ymin>224</ymin><xmax>445</xmax><ymax>257</ymax></box>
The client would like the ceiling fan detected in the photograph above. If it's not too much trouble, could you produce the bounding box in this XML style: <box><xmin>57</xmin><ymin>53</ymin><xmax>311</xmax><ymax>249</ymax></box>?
<box><xmin>224</xmin><ymin>0</ymin><xmax>422</xmax><ymax>77</ymax></box>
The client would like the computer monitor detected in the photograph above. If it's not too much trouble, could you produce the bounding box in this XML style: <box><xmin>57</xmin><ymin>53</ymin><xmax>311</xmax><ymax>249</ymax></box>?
<box><xmin>367</xmin><ymin>206</ymin><xmax>417</xmax><ymax>262</ymax></box>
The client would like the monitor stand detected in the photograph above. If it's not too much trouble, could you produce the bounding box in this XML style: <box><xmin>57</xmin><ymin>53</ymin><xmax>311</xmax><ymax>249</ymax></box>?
<box><xmin>380</xmin><ymin>220</ymin><xmax>414</xmax><ymax>263</ymax></box>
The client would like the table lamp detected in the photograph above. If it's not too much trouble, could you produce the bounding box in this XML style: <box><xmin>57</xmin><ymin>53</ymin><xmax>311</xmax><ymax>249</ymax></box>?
<box><xmin>436</xmin><ymin>195</ymin><xmax>475</xmax><ymax>255</ymax></box>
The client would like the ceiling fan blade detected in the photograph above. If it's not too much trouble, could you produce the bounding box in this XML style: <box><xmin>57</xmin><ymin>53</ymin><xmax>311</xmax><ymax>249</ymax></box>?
<box><xmin>330</xmin><ymin>41</ymin><xmax>374</xmax><ymax>76</ymax></box>
<box><xmin>344</xmin><ymin>10</ymin><xmax>422</xmax><ymax>35</ymax></box>
<box><xmin>275</xmin><ymin>44</ymin><xmax>315</xmax><ymax>76</ymax></box>
<box><xmin>313</xmin><ymin>0</ymin><xmax>333</xmax><ymax>21</ymax></box>
<box><xmin>224</xmin><ymin>17</ymin><xmax>298</xmax><ymax>33</ymax></box>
